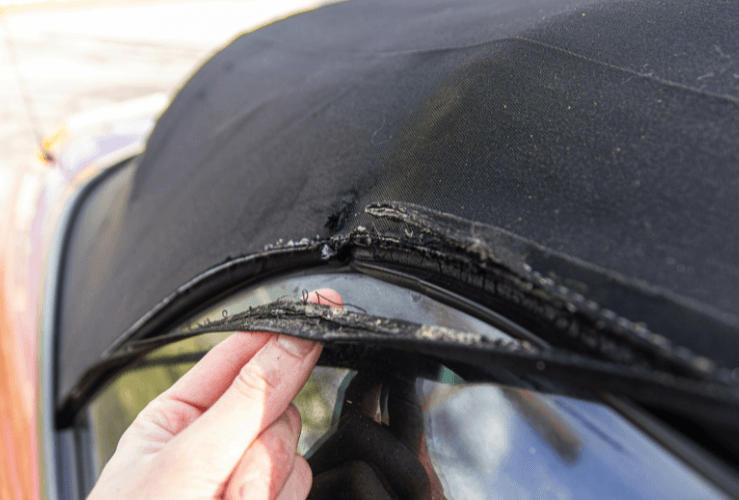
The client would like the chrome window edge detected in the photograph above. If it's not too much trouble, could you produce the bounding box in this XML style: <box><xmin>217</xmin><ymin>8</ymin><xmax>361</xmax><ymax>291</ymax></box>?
<box><xmin>39</xmin><ymin>144</ymin><xmax>145</xmax><ymax>500</ymax></box>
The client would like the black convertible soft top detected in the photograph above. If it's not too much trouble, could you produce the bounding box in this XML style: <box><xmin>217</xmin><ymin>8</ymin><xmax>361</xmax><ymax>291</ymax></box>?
<box><xmin>58</xmin><ymin>0</ymin><xmax>738</xmax><ymax>423</ymax></box>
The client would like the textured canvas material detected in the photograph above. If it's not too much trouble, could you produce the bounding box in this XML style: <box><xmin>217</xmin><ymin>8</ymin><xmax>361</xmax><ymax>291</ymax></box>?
<box><xmin>58</xmin><ymin>0</ymin><xmax>739</xmax><ymax>404</ymax></box>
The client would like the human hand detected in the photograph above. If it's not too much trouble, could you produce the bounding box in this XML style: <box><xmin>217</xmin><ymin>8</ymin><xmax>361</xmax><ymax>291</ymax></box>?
<box><xmin>87</xmin><ymin>289</ymin><xmax>343</xmax><ymax>500</ymax></box>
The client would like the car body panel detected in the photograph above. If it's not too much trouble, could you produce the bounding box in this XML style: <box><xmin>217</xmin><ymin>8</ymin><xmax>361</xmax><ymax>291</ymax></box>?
<box><xmin>0</xmin><ymin>94</ymin><xmax>167</xmax><ymax>500</ymax></box>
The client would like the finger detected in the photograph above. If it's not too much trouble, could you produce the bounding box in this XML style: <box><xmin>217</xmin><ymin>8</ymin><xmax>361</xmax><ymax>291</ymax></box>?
<box><xmin>275</xmin><ymin>456</ymin><xmax>312</xmax><ymax>500</ymax></box>
<box><xmin>163</xmin><ymin>290</ymin><xmax>341</xmax><ymax>482</ymax></box>
<box><xmin>159</xmin><ymin>331</ymin><xmax>272</xmax><ymax>412</ymax></box>
<box><xmin>128</xmin><ymin>332</ymin><xmax>273</xmax><ymax>440</ymax></box>
<box><xmin>175</xmin><ymin>334</ymin><xmax>320</xmax><ymax>472</ymax></box>
<box><xmin>225</xmin><ymin>404</ymin><xmax>301</xmax><ymax>500</ymax></box>
<box><xmin>308</xmin><ymin>288</ymin><xmax>343</xmax><ymax>308</ymax></box>
<box><xmin>135</xmin><ymin>289</ymin><xmax>341</xmax><ymax>435</ymax></box>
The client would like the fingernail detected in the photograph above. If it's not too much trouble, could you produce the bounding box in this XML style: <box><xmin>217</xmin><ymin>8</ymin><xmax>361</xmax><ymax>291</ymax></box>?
<box><xmin>276</xmin><ymin>335</ymin><xmax>315</xmax><ymax>357</ymax></box>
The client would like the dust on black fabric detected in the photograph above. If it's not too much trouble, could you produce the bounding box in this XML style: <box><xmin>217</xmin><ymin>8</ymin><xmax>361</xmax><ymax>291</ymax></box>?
<box><xmin>58</xmin><ymin>0</ymin><xmax>739</xmax><ymax>404</ymax></box>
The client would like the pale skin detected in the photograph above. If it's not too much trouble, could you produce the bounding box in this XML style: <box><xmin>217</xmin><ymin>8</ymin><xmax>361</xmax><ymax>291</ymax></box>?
<box><xmin>87</xmin><ymin>289</ymin><xmax>344</xmax><ymax>500</ymax></box>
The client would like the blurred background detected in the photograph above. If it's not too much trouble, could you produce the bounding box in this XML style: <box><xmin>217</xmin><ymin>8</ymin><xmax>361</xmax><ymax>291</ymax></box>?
<box><xmin>0</xmin><ymin>0</ymin><xmax>337</xmax><ymax>214</ymax></box>
<box><xmin>1</xmin><ymin>5</ymin><xmax>344</xmax><ymax>497</ymax></box>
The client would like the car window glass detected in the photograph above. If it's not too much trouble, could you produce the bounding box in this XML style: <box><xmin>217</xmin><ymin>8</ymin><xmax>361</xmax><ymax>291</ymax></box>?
<box><xmin>87</xmin><ymin>337</ymin><xmax>727</xmax><ymax>499</ymax></box>
<box><xmin>85</xmin><ymin>274</ymin><xmax>728</xmax><ymax>499</ymax></box>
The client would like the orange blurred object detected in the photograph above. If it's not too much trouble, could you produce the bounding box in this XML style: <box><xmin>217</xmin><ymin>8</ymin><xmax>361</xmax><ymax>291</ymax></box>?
<box><xmin>0</xmin><ymin>259</ymin><xmax>37</xmax><ymax>500</ymax></box>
